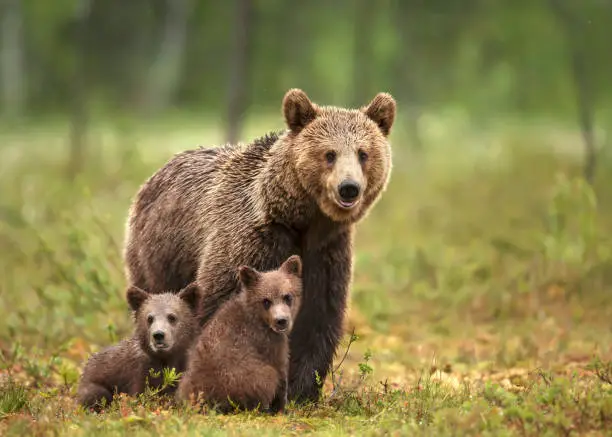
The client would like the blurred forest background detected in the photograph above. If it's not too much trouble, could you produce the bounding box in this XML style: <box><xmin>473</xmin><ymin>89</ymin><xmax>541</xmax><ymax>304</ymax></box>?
<box><xmin>1</xmin><ymin>0</ymin><xmax>611</xmax><ymax>160</ymax></box>
<box><xmin>1</xmin><ymin>1</ymin><xmax>612</xmax><ymax>434</ymax></box>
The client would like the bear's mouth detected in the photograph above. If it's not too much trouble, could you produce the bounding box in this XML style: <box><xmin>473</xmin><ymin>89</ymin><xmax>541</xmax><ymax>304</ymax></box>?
<box><xmin>150</xmin><ymin>342</ymin><xmax>170</xmax><ymax>351</ymax></box>
<box><xmin>271</xmin><ymin>325</ymin><xmax>290</xmax><ymax>334</ymax></box>
<box><xmin>334</xmin><ymin>197</ymin><xmax>360</xmax><ymax>210</ymax></box>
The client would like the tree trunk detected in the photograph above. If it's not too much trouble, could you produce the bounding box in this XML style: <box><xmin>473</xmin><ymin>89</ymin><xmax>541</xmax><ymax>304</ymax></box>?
<box><xmin>571</xmin><ymin>46</ymin><xmax>597</xmax><ymax>184</ymax></box>
<box><xmin>0</xmin><ymin>0</ymin><xmax>25</xmax><ymax>119</ymax></box>
<box><xmin>226</xmin><ymin>0</ymin><xmax>254</xmax><ymax>145</ymax></box>
<box><xmin>139</xmin><ymin>0</ymin><xmax>191</xmax><ymax>115</ymax></box>
<box><xmin>549</xmin><ymin>0</ymin><xmax>597</xmax><ymax>183</ymax></box>
<box><xmin>67</xmin><ymin>0</ymin><xmax>92</xmax><ymax>180</ymax></box>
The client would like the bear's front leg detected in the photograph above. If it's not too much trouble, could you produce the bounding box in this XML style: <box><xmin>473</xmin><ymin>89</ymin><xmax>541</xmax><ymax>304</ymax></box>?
<box><xmin>268</xmin><ymin>371</ymin><xmax>288</xmax><ymax>414</ymax></box>
<box><xmin>288</xmin><ymin>231</ymin><xmax>352</xmax><ymax>403</ymax></box>
<box><xmin>77</xmin><ymin>382</ymin><xmax>115</xmax><ymax>412</ymax></box>
<box><xmin>287</xmin><ymin>346</ymin><xmax>331</xmax><ymax>403</ymax></box>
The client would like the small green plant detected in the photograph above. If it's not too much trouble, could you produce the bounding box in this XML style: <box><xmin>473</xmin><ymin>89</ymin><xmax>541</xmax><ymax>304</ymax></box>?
<box><xmin>0</xmin><ymin>378</ymin><xmax>29</xmax><ymax>418</ymax></box>
<box><xmin>137</xmin><ymin>367</ymin><xmax>182</xmax><ymax>406</ymax></box>
<box><xmin>160</xmin><ymin>367</ymin><xmax>182</xmax><ymax>390</ymax></box>
<box><xmin>358</xmin><ymin>349</ymin><xmax>374</xmax><ymax>380</ymax></box>
<box><xmin>329</xmin><ymin>329</ymin><xmax>359</xmax><ymax>396</ymax></box>
<box><xmin>0</xmin><ymin>342</ymin><xmax>24</xmax><ymax>377</ymax></box>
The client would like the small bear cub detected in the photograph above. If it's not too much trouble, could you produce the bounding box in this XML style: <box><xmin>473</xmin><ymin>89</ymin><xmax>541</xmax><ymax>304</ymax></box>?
<box><xmin>177</xmin><ymin>255</ymin><xmax>303</xmax><ymax>413</ymax></box>
<box><xmin>77</xmin><ymin>283</ymin><xmax>200</xmax><ymax>411</ymax></box>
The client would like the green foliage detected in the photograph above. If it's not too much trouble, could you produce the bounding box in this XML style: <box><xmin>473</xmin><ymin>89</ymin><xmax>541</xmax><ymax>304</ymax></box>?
<box><xmin>358</xmin><ymin>350</ymin><xmax>374</xmax><ymax>380</ymax></box>
<box><xmin>139</xmin><ymin>367</ymin><xmax>182</xmax><ymax>405</ymax></box>
<box><xmin>0</xmin><ymin>379</ymin><xmax>29</xmax><ymax>419</ymax></box>
<box><xmin>2</xmin><ymin>0</ymin><xmax>612</xmax><ymax>119</ymax></box>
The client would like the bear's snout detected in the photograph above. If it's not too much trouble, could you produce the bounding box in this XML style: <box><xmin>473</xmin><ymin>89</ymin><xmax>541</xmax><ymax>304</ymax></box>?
<box><xmin>275</xmin><ymin>317</ymin><xmax>289</xmax><ymax>330</ymax></box>
<box><xmin>269</xmin><ymin>305</ymin><xmax>293</xmax><ymax>333</ymax></box>
<box><xmin>338</xmin><ymin>180</ymin><xmax>361</xmax><ymax>204</ymax></box>
<box><xmin>150</xmin><ymin>328</ymin><xmax>171</xmax><ymax>351</ymax></box>
<box><xmin>152</xmin><ymin>331</ymin><xmax>165</xmax><ymax>343</ymax></box>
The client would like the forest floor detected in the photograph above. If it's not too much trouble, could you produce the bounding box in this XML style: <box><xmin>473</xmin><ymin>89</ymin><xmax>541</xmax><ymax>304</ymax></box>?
<box><xmin>1</xmin><ymin>113</ymin><xmax>611</xmax><ymax>436</ymax></box>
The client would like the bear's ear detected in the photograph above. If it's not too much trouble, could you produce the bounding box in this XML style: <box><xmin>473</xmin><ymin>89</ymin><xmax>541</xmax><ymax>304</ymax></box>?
<box><xmin>177</xmin><ymin>282</ymin><xmax>201</xmax><ymax>311</ymax></box>
<box><xmin>362</xmin><ymin>92</ymin><xmax>396</xmax><ymax>136</ymax></box>
<box><xmin>238</xmin><ymin>265</ymin><xmax>261</xmax><ymax>289</ymax></box>
<box><xmin>126</xmin><ymin>285</ymin><xmax>149</xmax><ymax>312</ymax></box>
<box><xmin>280</xmin><ymin>255</ymin><xmax>302</xmax><ymax>278</ymax></box>
<box><xmin>283</xmin><ymin>88</ymin><xmax>318</xmax><ymax>133</ymax></box>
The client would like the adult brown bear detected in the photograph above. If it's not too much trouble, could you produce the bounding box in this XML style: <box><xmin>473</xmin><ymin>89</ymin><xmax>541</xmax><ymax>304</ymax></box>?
<box><xmin>123</xmin><ymin>89</ymin><xmax>395</xmax><ymax>403</ymax></box>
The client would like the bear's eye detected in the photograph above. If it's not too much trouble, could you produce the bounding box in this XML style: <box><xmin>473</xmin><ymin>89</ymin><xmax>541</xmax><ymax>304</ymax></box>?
<box><xmin>325</xmin><ymin>151</ymin><xmax>336</xmax><ymax>165</ymax></box>
<box><xmin>167</xmin><ymin>314</ymin><xmax>177</xmax><ymax>324</ymax></box>
<box><xmin>262</xmin><ymin>298</ymin><xmax>272</xmax><ymax>310</ymax></box>
<box><xmin>283</xmin><ymin>294</ymin><xmax>293</xmax><ymax>306</ymax></box>
<box><xmin>358</xmin><ymin>150</ymin><xmax>368</xmax><ymax>163</ymax></box>
<box><xmin>146</xmin><ymin>315</ymin><xmax>154</xmax><ymax>325</ymax></box>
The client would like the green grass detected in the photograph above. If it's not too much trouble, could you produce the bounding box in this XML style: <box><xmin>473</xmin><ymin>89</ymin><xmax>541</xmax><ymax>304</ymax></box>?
<box><xmin>0</xmin><ymin>379</ymin><xmax>29</xmax><ymax>419</ymax></box>
<box><xmin>0</xmin><ymin>112</ymin><xmax>611</xmax><ymax>435</ymax></box>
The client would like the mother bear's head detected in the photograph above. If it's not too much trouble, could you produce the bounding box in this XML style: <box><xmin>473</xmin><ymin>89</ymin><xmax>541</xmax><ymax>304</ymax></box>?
<box><xmin>281</xmin><ymin>88</ymin><xmax>396</xmax><ymax>224</ymax></box>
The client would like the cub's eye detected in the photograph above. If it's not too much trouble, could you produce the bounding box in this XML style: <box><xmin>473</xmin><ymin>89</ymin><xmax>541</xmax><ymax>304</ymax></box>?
<box><xmin>167</xmin><ymin>314</ymin><xmax>177</xmax><ymax>324</ymax></box>
<box><xmin>325</xmin><ymin>151</ymin><xmax>336</xmax><ymax>164</ymax></box>
<box><xmin>146</xmin><ymin>315</ymin><xmax>154</xmax><ymax>325</ymax></box>
<box><xmin>358</xmin><ymin>150</ymin><xmax>368</xmax><ymax>163</ymax></box>
<box><xmin>283</xmin><ymin>294</ymin><xmax>293</xmax><ymax>306</ymax></box>
<box><xmin>262</xmin><ymin>299</ymin><xmax>272</xmax><ymax>310</ymax></box>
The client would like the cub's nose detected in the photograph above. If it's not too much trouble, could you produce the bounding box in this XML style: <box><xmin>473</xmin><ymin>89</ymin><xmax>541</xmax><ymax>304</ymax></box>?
<box><xmin>338</xmin><ymin>180</ymin><xmax>360</xmax><ymax>202</ymax></box>
<box><xmin>275</xmin><ymin>318</ymin><xmax>289</xmax><ymax>330</ymax></box>
<box><xmin>152</xmin><ymin>331</ymin><xmax>165</xmax><ymax>343</ymax></box>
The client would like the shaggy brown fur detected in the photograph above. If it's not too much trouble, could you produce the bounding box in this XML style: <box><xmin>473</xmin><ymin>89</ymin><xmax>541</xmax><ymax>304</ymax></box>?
<box><xmin>124</xmin><ymin>88</ymin><xmax>396</xmax><ymax>402</ymax></box>
<box><xmin>177</xmin><ymin>255</ymin><xmax>303</xmax><ymax>413</ymax></box>
<box><xmin>76</xmin><ymin>283</ymin><xmax>200</xmax><ymax>411</ymax></box>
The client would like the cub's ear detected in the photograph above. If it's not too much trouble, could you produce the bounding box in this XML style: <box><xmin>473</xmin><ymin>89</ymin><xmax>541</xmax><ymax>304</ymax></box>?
<box><xmin>238</xmin><ymin>265</ymin><xmax>261</xmax><ymax>289</ymax></box>
<box><xmin>280</xmin><ymin>254</ymin><xmax>302</xmax><ymax>278</ymax></box>
<box><xmin>177</xmin><ymin>282</ymin><xmax>201</xmax><ymax>311</ymax></box>
<box><xmin>362</xmin><ymin>92</ymin><xmax>396</xmax><ymax>136</ymax></box>
<box><xmin>282</xmin><ymin>88</ymin><xmax>318</xmax><ymax>133</ymax></box>
<box><xmin>126</xmin><ymin>285</ymin><xmax>149</xmax><ymax>312</ymax></box>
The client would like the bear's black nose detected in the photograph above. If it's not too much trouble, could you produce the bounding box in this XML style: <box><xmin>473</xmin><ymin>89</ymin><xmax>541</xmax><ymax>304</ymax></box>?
<box><xmin>275</xmin><ymin>318</ymin><xmax>288</xmax><ymax>329</ymax></box>
<box><xmin>338</xmin><ymin>180</ymin><xmax>360</xmax><ymax>202</ymax></box>
<box><xmin>152</xmin><ymin>331</ymin><xmax>165</xmax><ymax>342</ymax></box>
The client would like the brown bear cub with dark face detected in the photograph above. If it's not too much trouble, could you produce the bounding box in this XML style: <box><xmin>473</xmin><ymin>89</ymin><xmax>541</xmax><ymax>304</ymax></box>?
<box><xmin>77</xmin><ymin>283</ymin><xmax>200</xmax><ymax>411</ymax></box>
<box><xmin>178</xmin><ymin>255</ymin><xmax>302</xmax><ymax>413</ymax></box>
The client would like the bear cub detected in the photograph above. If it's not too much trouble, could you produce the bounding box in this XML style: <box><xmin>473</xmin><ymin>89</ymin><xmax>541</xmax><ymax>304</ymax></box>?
<box><xmin>177</xmin><ymin>255</ymin><xmax>303</xmax><ymax>413</ymax></box>
<box><xmin>77</xmin><ymin>283</ymin><xmax>200</xmax><ymax>411</ymax></box>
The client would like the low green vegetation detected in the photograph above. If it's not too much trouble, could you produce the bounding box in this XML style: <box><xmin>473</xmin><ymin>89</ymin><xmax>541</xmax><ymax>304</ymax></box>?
<box><xmin>0</xmin><ymin>113</ymin><xmax>611</xmax><ymax>436</ymax></box>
